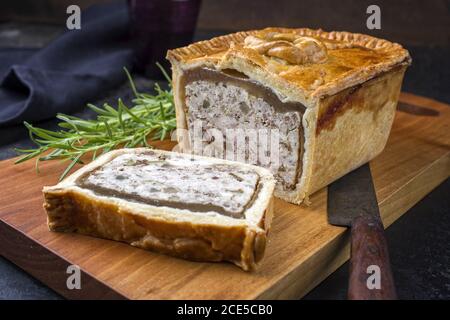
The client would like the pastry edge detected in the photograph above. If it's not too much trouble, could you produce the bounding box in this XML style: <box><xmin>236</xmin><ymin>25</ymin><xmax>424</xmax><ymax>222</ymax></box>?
<box><xmin>43</xmin><ymin>148</ymin><xmax>276</xmax><ymax>271</ymax></box>
<box><xmin>167</xmin><ymin>27</ymin><xmax>411</xmax><ymax>104</ymax></box>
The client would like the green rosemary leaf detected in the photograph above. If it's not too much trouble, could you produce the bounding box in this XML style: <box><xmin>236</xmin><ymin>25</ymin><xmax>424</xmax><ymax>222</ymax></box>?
<box><xmin>103</xmin><ymin>103</ymin><xmax>119</xmax><ymax>115</ymax></box>
<box><xmin>23</xmin><ymin>125</ymin><xmax>67</xmax><ymax>139</ymax></box>
<box><xmin>119</xmin><ymin>99</ymin><xmax>148</xmax><ymax>125</ymax></box>
<box><xmin>159</xmin><ymin>101</ymin><xmax>166</xmax><ymax>120</ymax></box>
<box><xmin>124</xmin><ymin>67</ymin><xmax>139</xmax><ymax>97</ymax></box>
<box><xmin>156</xmin><ymin>62</ymin><xmax>172</xmax><ymax>85</ymax></box>
<box><xmin>56</xmin><ymin>115</ymin><xmax>81</xmax><ymax>133</ymax></box>
<box><xmin>142</xmin><ymin>133</ymin><xmax>151</xmax><ymax>147</ymax></box>
<box><xmin>39</xmin><ymin>149</ymin><xmax>64</xmax><ymax>161</ymax></box>
<box><xmin>59</xmin><ymin>153</ymin><xmax>83</xmax><ymax>182</ymax></box>
<box><xmin>87</xmin><ymin>103</ymin><xmax>111</xmax><ymax>116</ymax></box>
<box><xmin>103</xmin><ymin>120</ymin><xmax>113</xmax><ymax>139</ymax></box>
<box><xmin>35</xmin><ymin>157</ymin><xmax>40</xmax><ymax>173</ymax></box>
<box><xmin>92</xmin><ymin>149</ymin><xmax>97</xmax><ymax>161</ymax></box>
<box><xmin>160</xmin><ymin>127</ymin><xmax>167</xmax><ymax>141</ymax></box>
<box><xmin>15</xmin><ymin>148</ymin><xmax>46</xmax><ymax>164</ymax></box>
<box><xmin>117</xmin><ymin>103</ymin><xmax>125</xmax><ymax>131</ymax></box>
<box><xmin>24</xmin><ymin>122</ymin><xmax>53</xmax><ymax>144</ymax></box>
<box><xmin>15</xmin><ymin>147</ymin><xmax>43</xmax><ymax>154</ymax></box>
<box><xmin>15</xmin><ymin>66</ymin><xmax>175</xmax><ymax>181</ymax></box>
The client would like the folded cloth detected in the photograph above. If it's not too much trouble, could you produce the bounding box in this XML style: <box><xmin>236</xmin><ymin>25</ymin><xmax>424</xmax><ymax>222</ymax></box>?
<box><xmin>0</xmin><ymin>0</ymin><xmax>133</xmax><ymax>127</ymax></box>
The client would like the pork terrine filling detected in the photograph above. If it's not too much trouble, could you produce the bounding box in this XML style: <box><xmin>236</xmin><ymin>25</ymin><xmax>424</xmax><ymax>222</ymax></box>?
<box><xmin>181</xmin><ymin>67</ymin><xmax>305</xmax><ymax>191</ymax></box>
<box><xmin>77</xmin><ymin>151</ymin><xmax>261</xmax><ymax>218</ymax></box>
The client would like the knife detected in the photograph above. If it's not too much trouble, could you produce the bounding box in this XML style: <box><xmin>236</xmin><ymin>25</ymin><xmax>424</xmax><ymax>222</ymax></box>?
<box><xmin>327</xmin><ymin>163</ymin><xmax>397</xmax><ymax>300</ymax></box>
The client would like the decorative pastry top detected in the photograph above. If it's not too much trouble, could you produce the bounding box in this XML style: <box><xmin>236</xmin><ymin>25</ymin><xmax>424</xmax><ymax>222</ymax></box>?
<box><xmin>244</xmin><ymin>33</ymin><xmax>328</xmax><ymax>65</ymax></box>
<box><xmin>167</xmin><ymin>28</ymin><xmax>411</xmax><ymax>100</ymax></box>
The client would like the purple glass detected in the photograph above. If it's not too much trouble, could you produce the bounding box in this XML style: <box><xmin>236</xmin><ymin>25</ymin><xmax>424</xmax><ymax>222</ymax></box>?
<box><xmin>129</xmin><ymin>0</ymin><xmax>202</xmax><ymax>78</ymax></box>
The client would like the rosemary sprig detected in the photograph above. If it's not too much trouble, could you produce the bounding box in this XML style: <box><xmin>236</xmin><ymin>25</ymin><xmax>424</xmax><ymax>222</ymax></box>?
<box><xmin>14</xmin><ymin>66</ymin><xmax>176</xmax><ymax>181</ymax></box>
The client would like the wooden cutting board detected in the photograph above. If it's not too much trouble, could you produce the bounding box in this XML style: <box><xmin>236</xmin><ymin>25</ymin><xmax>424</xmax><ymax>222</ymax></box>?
<box><xmin>0</xmin><ymin>93</ymin><xmax>449</xmax><ymax>300</ymax></box>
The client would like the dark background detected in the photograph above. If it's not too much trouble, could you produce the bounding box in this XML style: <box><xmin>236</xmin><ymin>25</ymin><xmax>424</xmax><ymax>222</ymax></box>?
<box><xmin>0</xmin><ymin>0</ymin><xmax>449</xmax><ymax>299</ymax></box>
<box><xmin>1</xmin><ymin>0</ymin><xmax>449</xmax><ymax>45</ymax></box>
<box><xmin>1</xmin><ymin>0</ymin><xmax>449</xmax><ymax>102</ymax></box>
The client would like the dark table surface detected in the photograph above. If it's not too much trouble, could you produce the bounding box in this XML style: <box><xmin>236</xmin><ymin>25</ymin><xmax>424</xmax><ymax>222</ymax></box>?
<box><xmin>0</xmin><ymin>24</ymin><xmax>449</xmax><ymax>300</ymax></box>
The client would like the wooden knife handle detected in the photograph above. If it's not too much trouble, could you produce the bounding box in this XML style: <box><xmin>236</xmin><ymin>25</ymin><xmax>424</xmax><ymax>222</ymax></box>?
<box><xmin>348</xmin><ymin>215</ymin><xmax>397</xmax><ymax>300</ymax></box>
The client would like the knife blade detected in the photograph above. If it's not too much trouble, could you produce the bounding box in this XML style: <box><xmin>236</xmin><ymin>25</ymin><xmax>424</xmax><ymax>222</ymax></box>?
<box><xmin>327</xmin><ymin>163</ymin><xmax>397</xmax><ymax>300</ymax></box>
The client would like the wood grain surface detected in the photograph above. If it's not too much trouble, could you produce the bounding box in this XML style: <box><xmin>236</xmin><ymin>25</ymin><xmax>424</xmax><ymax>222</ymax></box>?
<box><xmin>0</xmin><ymin>93</ymin><xmax>449</xmax><ymax>300</ymax></box>
<box><xmin>348</xmin><ymin>215</ymin><xmax>397</xmax><ymax>300</ymax></box>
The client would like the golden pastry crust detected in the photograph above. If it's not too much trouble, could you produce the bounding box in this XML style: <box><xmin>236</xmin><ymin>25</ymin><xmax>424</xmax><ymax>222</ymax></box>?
<box><xmin>167</xmin><ymin>27</ymin><xmax>411</xmax><ymax>103</ymax></box>
<box><xmin>167</xmin><ymin>28</ymin><xmax>411</xmax><ymax>204</ymax></box>
<box><xmin>43</xmin><ymin>148</ymin><xmax>276</xmax><ymax>271</ymax></box>
<box><xmin>283</xmin><ymin>65</ymin><xmax>407</xmax><ymax>204</ymax></box>
<box><xmin>44</xmin><ymin>190</ymin><xmax>273</xmax><ymax>271</ymax></box>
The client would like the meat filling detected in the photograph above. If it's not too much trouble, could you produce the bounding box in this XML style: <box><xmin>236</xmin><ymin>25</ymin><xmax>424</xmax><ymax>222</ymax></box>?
<box><xmin>77</xmin><ymin>151</ymin><xmax>261</xmax><ymax>219</ymax></box>
<box><xmin>182</xmin><ymin>67</ymin><xmax>305</xmax><ymax>191</ymax></box>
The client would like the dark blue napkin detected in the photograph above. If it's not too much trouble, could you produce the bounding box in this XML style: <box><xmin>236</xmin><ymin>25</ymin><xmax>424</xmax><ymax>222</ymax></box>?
<box><xmin>0</xmin><ymin>0</ymin><xmax>133</xmax><ymax>127</ymax></box>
